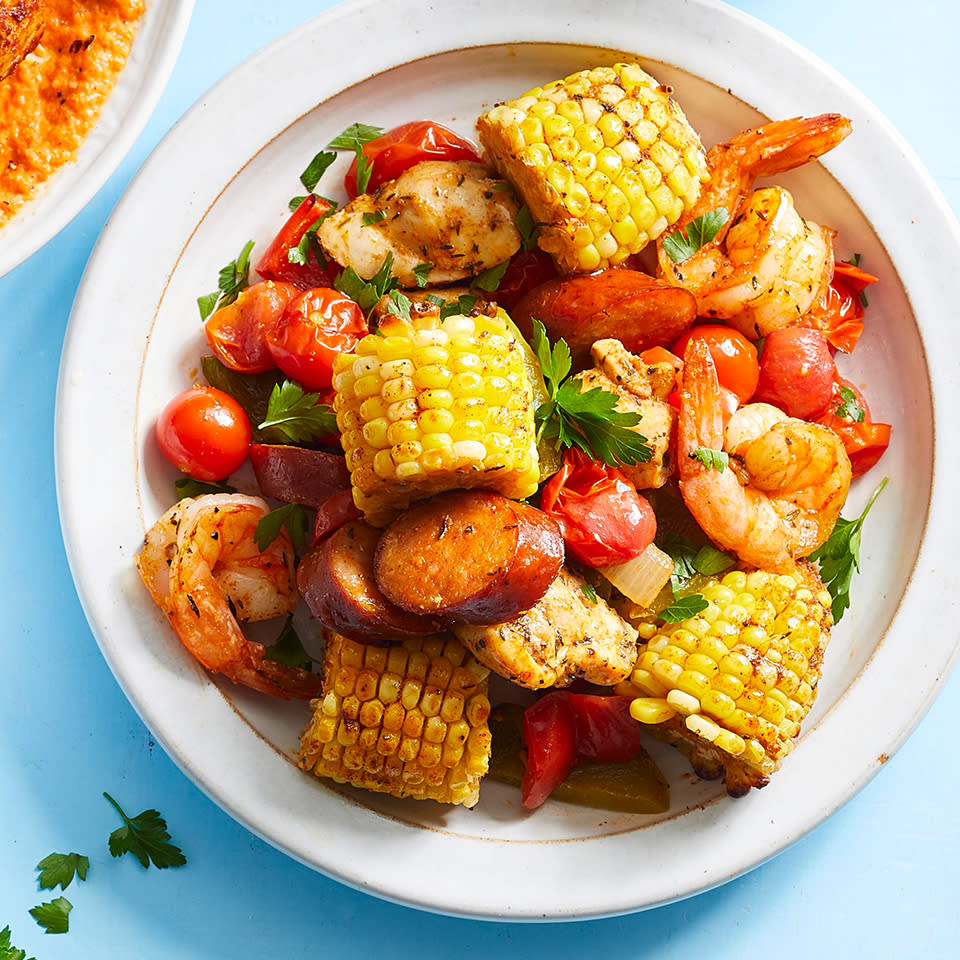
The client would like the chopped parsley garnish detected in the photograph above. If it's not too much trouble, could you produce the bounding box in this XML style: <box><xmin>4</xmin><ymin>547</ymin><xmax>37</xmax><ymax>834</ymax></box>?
<box><xmin>29</xmin><ymin>898</ymin><xmax>72</xmax><ymax>935</ymax></box>
<box><xmin>362</xmin><ymin>210</ymin><xmax>387</xmax><ymax>226</ymax></box>
<box><xmin>104</xmin><ymin>793</ymin><xmax>186</xmax><ymax>871</ymax></box>
<box><xmin>287</xmin><ymin>205</ymin><xmax>337</xmax><ymax>268</ymax></box>
<box><xmin>258</xmin><ymin>380</ymin><xmax>337</xmax><ymax>444</ymax></box>
<box><xmin>174</xmin><ymin>477</ymin><xmax>236</xmax><ymax>499</ymax></box>
<box><xmin>515</xmin><ymin>205</ymin><xmax>538</xmax><ymax>250</ymax></box>
<box><xmin>834</xmin><ymin>385</ymin><xmax>866</xmax><ymax>422</ymax></box>
<box><xmin>263</xmin><ymin>615</ymin><xmax>313</xmax><ymax>668</ymax></box>
<box><xmin>660</xmin><ymin>593</ymin><xmax>709</xmax><ymax>623</ymax></box>
<box><xmin>288</xmin><ymin>194</ymin><xmax>308</xmax><ymax>211</ymax></box>
<box><xmin>580</xmin><ymin>582</ymin><xmax>599</xmax><ymax>604</ymax></box>
<box><xmin>36</xmin><ymin>853</ymin><xmax>89</xmax><ymax>892</ymax></box>
<box><xmin>197</xmin><ymin>239</ymin><xmax>255</xmax><ymax>320</ymax></box>
<box><xmin>531</xmin><ymin>319</ymin><xmax>652</xmax><ymax>467</ymax></box>
<box><xmin>412</xmin><ymin>262</ymin><xmax>433</xmax><ymax>287</ymax></box>
<box><xmin>254</xmin><ymin>503</ymin><xmax>308</xmax><ymax>552</ymax></box>
<box><xmin>691</xmin><ymin>448</ymin><xmax>728</xmax><ymax>471</ymax></box>
<box><xmin>328</xmin><ymin>122</ymin><xmax>385</xmax><ymax>194</ymax></box>
<box><xmin>335</xmin><ymin>251</ymin><xmax>401</xmax><ymax>316</ymax></box>
<box><xmin>661</xmin><ymin>208</ymin><xmax>728</xmax><ymax>264</ymax></box>
<box><xmin>439</xmin><ymin>294</ymin><xmax>479</xmax><ymax>321</ymax></box>
<box><xmin>471</xmin><ymin>259</ymin><xmax>510</xmax><ymax>292</ymax></box>
<box><xmin>809</xmin><ymin>477</ymin><xmax>887</xmax><ymax>623</ymax></box>
<box><xmin>663</xmin><ymin>534</ymin><xmax>734</xmax><ymax>596</ymax></box>
<box><xmin>300</xmin><ymin>150</ymin><xmax>336</xmax><ymax>193</ymax></box>
<box><xmin>380</xmin><ymin>289</ymin><xmax>413</xmax><ymax>321</ymax></box>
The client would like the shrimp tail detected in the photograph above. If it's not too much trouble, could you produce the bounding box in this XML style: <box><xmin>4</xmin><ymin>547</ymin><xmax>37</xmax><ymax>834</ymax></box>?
<box><xmin>725</xmin><ymin>114</ymin><xmax>853</xmax><ymax>180</ymax></box>
<box><xmin>678</xmin><ymin>337</ymin><xmax>725</xmax><ymax>462</ymax></box>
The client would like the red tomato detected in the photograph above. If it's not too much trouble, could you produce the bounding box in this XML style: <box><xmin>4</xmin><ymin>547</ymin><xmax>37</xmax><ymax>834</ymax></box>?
<box><xmin>266</xmin><ymin>288</ymin><xmax>367</xmax><ymax>391</ymax></box>
<box><xmin>816</xmin><ymin>377</ymin><xmax>891</xmax><ymax>477</ymax></box>
<box><xmin>540</xmin><ymin>448</ymin><xmax>656</xmax><ymax>568</ymax></box>
<box><xmin>565</xmin><ymin>694</ymin><xmax>643</xmax><ymax>764</ymax></box>
<box><xmin>640</xmin><ymin>346</ymin><xmax>683</xmax><ymax>371</ymax></box>
<box><xmin>802</xmin><ymin>261</ymin><xmax>878</xmax><ymax>353</ymax></box>
<box><xmin>754</xmin><ymin>326</ymin><xmax>837</xmax><ymax>419</ymax></box>
<box><xmin>521</xmin><ymin>693</ymin><xmax>578</xmax><ymax>809</ymax></box>
<box><xmin>156</xmin><ymin>387</ymin><xmax>251</xmax><ymax>482</ymax></box>
<box><xmin>671</xmin><ymin>325</ymin><xmax>759</xmax><ymax>403</ymax></box>
<box><xmin>312</xmin><ymin>488</ymin><xmax>362</xmax><ymax>545</ymax></box>
<box><xmin>490</xmin><ymin>249</ymin><xmax>558</xmax><ymax>312</ymax></box>
<box><xmin>204</xmin><ymin>281</ymin><xmax>299</xmax><ymax>373</ymax></box>
<box><xmin>344</xmin><ymin>120</ymin><xmax>481</xmax><ymax>198</ymax></box>
<box><xmin>256</xmin><ymin>195</ymin><xmax>340</xmax><ymax>291</ymax></box>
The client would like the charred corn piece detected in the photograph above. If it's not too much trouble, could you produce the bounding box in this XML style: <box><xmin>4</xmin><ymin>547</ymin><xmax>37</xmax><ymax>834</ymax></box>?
<box><xmin>615</xmin><ymin>564</ymin><xmax>832</xmax><ymax>796</ymax></box>
<box><xmin>298</xmin><ymin>632</ymin><xmax>492</xmax><ymax>806</ymax></box>
<box><xmin>332</xmin><ymin>305</ymin><xmax>540</xmax><ymax>525</ymax></box>
<box><xmin>477</xmin><ymin>63</ymin><xmax>709</xmax><ymax>273</ymax></box>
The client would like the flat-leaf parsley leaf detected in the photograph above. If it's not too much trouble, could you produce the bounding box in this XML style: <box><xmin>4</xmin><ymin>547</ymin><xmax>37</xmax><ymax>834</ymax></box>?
<box><xmin>29</xmin><ymin>898</ymin><xmax>72</xmax><ymax>935</ymax></box>
<box><xmin>103</xmin><ymin>793</ymin><xmax>186</xmax><ymax>870</ymax></box>
<box><xmin>692</xmin><ymin>447</ymin><xmax>728</xmax><ymax>471</ymax></box>
<box><xmin>263</xmin><ymin>615</ymin><xmax>313</xmax><ymax>668</ymax></box>
<box><xmin>197</xmin><ymin>240</ymin><xmax>255</xmax><ymax>321</ymax></box>
<box><xmin>254</xmin><ymin>502</ymin><xmax>308</xmax><ymax>553</ymax></box>
<box><xmin>662</xmin><ymin>208</ymin><xmax>728</xmax><ymax>264</ymax></box>
<box><xmin>660</xmin><ymin>594</ymin><xmax>709</xmax><ymax>623</ymax></box>
<box><xmin>36</xmin><ymin>853</ymin><xmax>89</xmax><ymax>892</ymax></box>
<box><xmin>0</xmin><ymin>925</ymin><xmax>35</xmax><ymax>960</ymax></box>
<box><xmin>258</xmin><ymin>380</ymin><xmax>337</xmax><ymax>444</ymax></box>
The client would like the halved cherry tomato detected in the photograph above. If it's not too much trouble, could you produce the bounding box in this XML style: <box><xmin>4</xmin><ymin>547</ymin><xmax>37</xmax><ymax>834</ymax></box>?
<box><xmin>156</xmin><ymin>387</ymin><xmax>251</xmax><ymax>482</ymax></box>
<box><xmin>489</xmin><ymin>249</ymin><xmax>558</xmax><ymax>312</ymax></box>
<box><xmin>640</xmin><ymin>346</ymin><xmax>683</xmax><ymax>371</ymax></box>
<box><xmin>204</xmin><ymin>280</ymin><xmax>299</xmax><ymax>373</ymax></box>
<box><xmin>344</xmin><ymin>120</ymin><xmax>481</xmax><ymax>198</ymax></box>
<box><xmin>520</xmin><ymin>692</ymin><xmax>643</xmax><ymax>807</ymax></box>
<box><xmin>802</xmin><ymin>260</ymin><xmax>878</xmax><ymax>353</ymax></box>
<box><xmin>266</xmin><ymin>288</ymin><xmax>367</xmax><ymax>391</ymax></box>
<box><xmin>671</xmin><ymin>324</ymin><xmax>759</xmax><ymax>404</ymax></box>
<box><xmin>541</xmin><ymin>448</ymin><xmax>656</xmax><ymax>568</ymax></box>
<box><xmin>754</xmin><ymin>326</ymin><xmax>836</xmax><ymax>420</ymax></box>
<box><xmin>816</xmin><ymin>377</ymin><xmax>891</xmax><ymax>477</ymax></box>
<box><xmin>256</xmin><ymin>195</ymin><xmax>339</xmax><ymax>291</ymax></box>
<box><xmin>521</xmin><ymin>692</ymin><xmax>577</xmax><ymax>809</ymax></box>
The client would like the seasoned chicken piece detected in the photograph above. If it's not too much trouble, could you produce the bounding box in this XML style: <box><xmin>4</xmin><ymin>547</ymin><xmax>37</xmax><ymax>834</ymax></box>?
<box><xmin>451</xmin><ymin>567</ymin><xmax>638</xmax><ymax>689</ymax></box>
<box><xmin>574</xmin><ymin>339</ymin><xmax>677</xmax><ymax>490</ymax></box>
<box><xmin>0</xmin><ymin>0</ymin><xmax>44</xmax><ymax>81</ymax></box>
<box><xmin>319</xmin><ymin>160</ymin><xmax>521</xmax><ymax>287</ymax></box>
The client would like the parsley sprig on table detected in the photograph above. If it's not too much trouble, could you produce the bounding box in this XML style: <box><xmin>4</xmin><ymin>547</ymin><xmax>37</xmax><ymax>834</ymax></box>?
<box><xmin>530</xmin><ymin>319</ymin><xmax>652</xmax><ymax>467</ymax></box>
<box><xmin>28</xmin><ymin>899</ymin><xmax>72</xmax><ymax>935</ymax></box>
<box><xmin>810</xmin><ymin>477</ymin><xmax>888</xmax><ymax>622</ymax></box>
<box><xmin>662</xmin><ymin>208</ymin><xmax>728</xmax><ymax>264</ymax></box>
<box><xmin>103</xmin><ymin>793</ymin><xmax>186</xmax><ymax>871</ymax></box>
<box><xmin>197</xmin><ymin>239</ymin><xmax>255</xmax><ymax>320</ymax></box>
<box><xmin>36</xmin><ymin>853</ymin><xmax>89</xmax><ymax>892</ymax></box>
<box><xmin>0</xmin><ymin>925</ymin><xmax>35</xmax><ymax>959</ymax></box>
<box><xmin>258</xmin><ymin>380</ymin><xmax>337</xmax><ymax>444</ymax></box>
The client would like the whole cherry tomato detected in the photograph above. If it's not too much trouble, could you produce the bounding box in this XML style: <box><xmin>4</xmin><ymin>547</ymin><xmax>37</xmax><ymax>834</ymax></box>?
<box><xmin>541</xmin><ymin>448</ymin><xmax>656</xmax><ymax>568</ymax></box>
<box><xmin>344</xmin><ymin>120</ymin><xmax>481</xmax><ymax>198</ymax></box>
<box><xmin>256</xmin><ymin>195</ymin><xmax>339</xmax><ymax>291</ymax></box>
<box><xmin>816</xmin><ymin>377</ymin><xmax>891</xmax><ymax>477</ymax></box>
<box><xmin>266</xmin><ymin>288</ymin><xmax>367</xmax><ymax>391</ymax></box>
<box><xmin>204</xmin><ymin>280</ymin><xmax>299</xmax><ymax>373</ymax></box>
<box><xmin>490</xmin><ymin>249</ymin><xmax>558</xmax><ymax>312</ymax></box>
<box><xmin>671</xmin><ymin>324</ymin><xmax>759</xmax><ymax>404</ymax></box>
<box><xmin>754</xmin><ymin>326</ymin><xmax>836</xmax><ymax>420</ymax></box>
<box><xmin>156</xmin><ymin>387</ymin><xmax>251</xmax><ymax>482</ymax></box>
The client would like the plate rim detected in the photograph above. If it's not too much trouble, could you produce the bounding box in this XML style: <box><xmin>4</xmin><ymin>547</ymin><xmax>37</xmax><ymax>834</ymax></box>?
<box><xmin>0</xmin><ymin>0</ymin><xmax>195</xmax><ymax>278</ymax></box>
<box><xmin>55</xmin><ymin>0</ymin><xmax>960</xmax><ymax>920</ymax></box>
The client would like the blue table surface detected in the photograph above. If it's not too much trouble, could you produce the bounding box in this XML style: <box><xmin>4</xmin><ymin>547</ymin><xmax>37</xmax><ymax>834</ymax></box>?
<box><xmin>3</xmin><ymin>1</ymin><xmax>958</xmax><ymax>956</ymax></box>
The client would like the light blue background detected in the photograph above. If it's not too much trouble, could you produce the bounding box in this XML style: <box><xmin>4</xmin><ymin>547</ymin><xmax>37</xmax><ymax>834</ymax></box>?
<box><xmin>2</xmin><ymin>1</ymin><xmax>957</xmax><ymax>956</ymax></box>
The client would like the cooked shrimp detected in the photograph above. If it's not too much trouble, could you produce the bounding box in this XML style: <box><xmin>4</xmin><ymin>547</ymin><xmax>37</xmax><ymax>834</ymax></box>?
<box><xmin>135</xmin><ymin>494</ymin><xmax>321</xmax><ymax>700</ymax></box>
<box><xmin>318</xmin><ymin>160</ymin><xmax>521</xmax><ymax>287</ymax></box>
<box><xmin>658</xmin><ymin>115</ymin><xmax>852</xmax><ymax>339</ymax></box>
<box><xmin>677</xmin><ymin>339</ymin><xmax>851</xmax><ymax>571</ymax></box>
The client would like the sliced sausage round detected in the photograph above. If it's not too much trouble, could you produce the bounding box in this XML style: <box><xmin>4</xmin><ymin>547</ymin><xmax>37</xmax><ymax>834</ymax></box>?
<box><xmin>373</xmin><ymin>490</ymin><xmax>564</xmax><ymax>624</ymax></box>
<box><xmin>297</xmin><ymin>520</ymin><xmax>441</xmax><ymax>644</ymax></box>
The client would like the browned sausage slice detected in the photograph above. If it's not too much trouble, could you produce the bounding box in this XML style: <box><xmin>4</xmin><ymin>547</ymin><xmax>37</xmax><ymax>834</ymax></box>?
<box><xmin>250</xmin><ymin>444</ymin><xmax>349</xmax><ymax>508</ymax></box>
<box><xmin>297</xmin><ymin>520</ymin><xmax>441</xmax><ymax>644</ymax></box>
<box><xmin>513</xmin><ymin>268</ymin><xmax>696</xmax><ymax>369</ymax></box>
<box><xmin>373</xmin><ymin>491</ymin><xmax>564</xmax><ymax>624</ymax></box>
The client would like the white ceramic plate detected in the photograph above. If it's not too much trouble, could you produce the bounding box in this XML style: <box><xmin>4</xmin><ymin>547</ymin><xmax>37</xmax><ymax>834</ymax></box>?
<box><xmin>0</xmin><ymin>0</ymin><xmax>194</xmax><ymax>278</ymax></box>
<box><xmin>56</xmin><ymin>0</ymin><xmax>960</xmax><ymax>920</ymax></box>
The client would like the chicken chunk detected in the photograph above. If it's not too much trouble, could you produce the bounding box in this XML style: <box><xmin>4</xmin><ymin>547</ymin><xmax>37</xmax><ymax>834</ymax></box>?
<box><xmin>319</xmin><ymin>160</ymin><xmax>521</xmax><ymax>287</ymax></box>
<box><xmin>574</xmin><ymin>338</ymin><xmax>678</xmax><ymax>490</ymax></box>
<box><xmin>0</xmin><ymin>0</ymin><xmax>44</xmax><ymax>81</ymax></box>
<box><xmin>451</xmin><ymin>567</ymin><xmax>638</xmax><ymax>689</ymax></box>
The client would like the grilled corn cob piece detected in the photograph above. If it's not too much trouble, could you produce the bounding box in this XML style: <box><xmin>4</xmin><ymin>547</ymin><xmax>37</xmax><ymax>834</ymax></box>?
<box><xmin>477</xmin><ymin>63</ymin><xmax>709</xmax><ymax>274</ymax></box>
<box><xmin>332</xmin><ymin>305</ymin><xmax>540</xmax><ymax>525</ymax></box>
<box><xmin>615</xmin><ymin>564</ymin><xmax>832</xmax><ymax>796</ymax></box>
<box><xmin>298</xmin><ymin>632</ymin><xmax>492</xmax><ymax>806</ymax></box>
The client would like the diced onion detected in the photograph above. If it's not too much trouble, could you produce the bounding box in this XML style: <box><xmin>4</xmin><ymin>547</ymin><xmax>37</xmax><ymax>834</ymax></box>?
<box><xmin>601</xmin><ymin>543</ymin><xmax>674</xmax><ymax>607</ymax></box>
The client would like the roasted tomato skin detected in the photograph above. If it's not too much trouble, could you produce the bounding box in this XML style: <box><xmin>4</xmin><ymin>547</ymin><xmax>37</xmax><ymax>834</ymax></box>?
<box><xmin>753</xmin><ymin>326</ymin><xmax>836</xmax><ymax>419</ymax></box>
<box><xmin>344</xmin><ymin>120</ymin><xmax>481</xmax><ymax>197</ymax></box>
<box><xmin>156</xmin><ymin>387</ymin><xmax>252</xmax><ymax>482</ymax></box>
<box><xmin>521</xmin><ymin>692</ymin><xmax>578</xmax><ymax>809</ymax></box>
<box><xmin>671</xmin><ymin>324</ymin><xmax>760</xmax><ymax>404</ymax></box>
<box><xmin>816</xmin><ymin>377</ymin><xmax>891</xmax><ymax>477</ymax></box>
<box><xmin>266</xmin><ymin>288</ymin><xmax>367</xmax><ymax>391</ymax></box>
<box><xmin>256</xmin><ymin>195</ymin><xmax>339</xmax><ymax>291</ymax></box>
